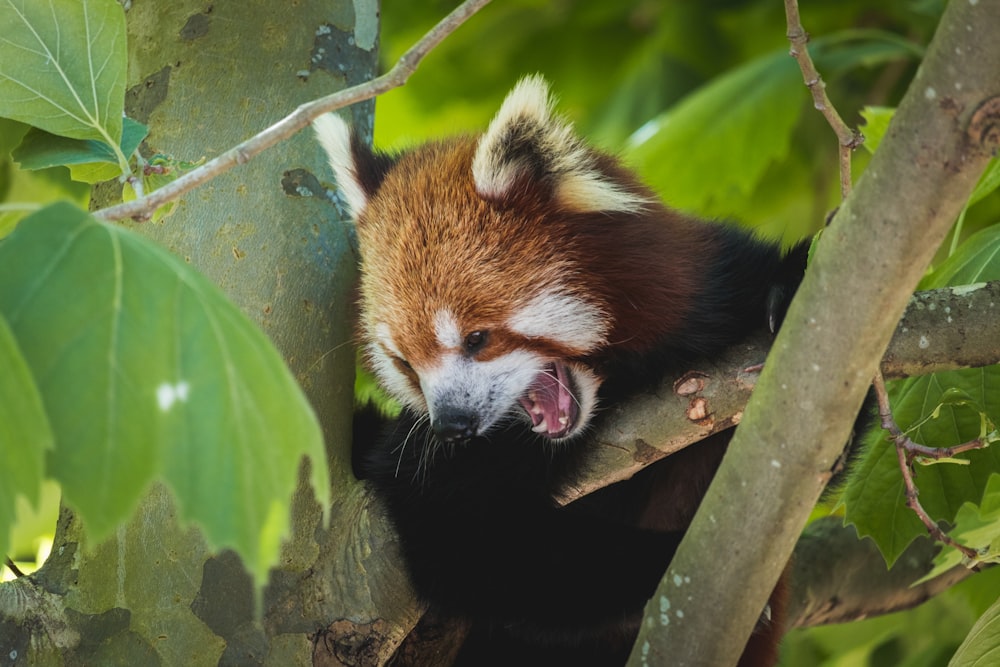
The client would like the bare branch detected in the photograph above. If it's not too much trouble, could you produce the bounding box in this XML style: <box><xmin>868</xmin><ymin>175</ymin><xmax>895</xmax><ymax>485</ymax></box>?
<box><xmin>788</xmin><ymin>0</ymin><xmax>991</xmax><ymax>568</ymax></box>
<box><xmin>784</xmin><ymin>0</ymin><xmax>864</xmax><ymax>199</ymax></box>
<box><xmin>563</xmin><ymin>281</ymin><xmax>1000</xmax><ymax>505</ymax></box>
<box><xmin>628</xmin><ymin>0</ymin><xmax>1000</xmax><ymax>661</ymax></box>
<box><xmin>3</xmin><ymin>557</ymin><xmax>24</xmax><ymax>578</ymax></box>
<box><xmin>881</xmin><ymin>280</ymin><xmax>1000</xmax><ymax>377</ymax></box>
<box><xmin>93</xmin><ymin>0</ymin><xmax>493</xmax><ymax>223</ymax></box>
<box><xmin>873</xmin><ymin>370</ymin><xmax>983</xmax><ymax>560</ymax></box>
<box><xmin>787</xmin><ymin>517</ymin><xmax>976</xmax><ymax>628</ymax></box>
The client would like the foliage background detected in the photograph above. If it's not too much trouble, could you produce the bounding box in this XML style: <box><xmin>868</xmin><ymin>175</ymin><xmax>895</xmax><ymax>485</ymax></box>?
<box><xmin>3</xmin><ymin>0</ymin><xmax>1000</xmax><ymax>664</ymax></box>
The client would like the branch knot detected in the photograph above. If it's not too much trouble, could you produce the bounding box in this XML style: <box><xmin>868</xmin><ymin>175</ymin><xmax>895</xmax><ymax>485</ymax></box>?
<box><xmin>968</xmin><ymin>95</ymin><xmax>1000</xmax><ymax>152</ymax></box>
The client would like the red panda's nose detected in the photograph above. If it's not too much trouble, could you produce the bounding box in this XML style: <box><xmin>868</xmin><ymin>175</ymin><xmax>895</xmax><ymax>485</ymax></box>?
<box><xmin>432</xmin><ymin>409</ymin><xmax>479</xmax><ymax>444</ymax></box>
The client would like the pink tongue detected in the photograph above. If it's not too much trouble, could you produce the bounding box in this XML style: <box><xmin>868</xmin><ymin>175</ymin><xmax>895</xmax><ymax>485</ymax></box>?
<box><xmin>518</xmin><ymin>363</ymin><xmax>577</xmax><ymax>437</ymax></box>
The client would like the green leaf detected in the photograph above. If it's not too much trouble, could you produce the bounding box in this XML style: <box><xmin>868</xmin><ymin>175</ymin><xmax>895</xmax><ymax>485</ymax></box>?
<box><xmin>0</xmin><ymin>311</ymin><xmax>53</xmax><ymax>562</ymax></box>
<box><xmin>625</xmin><ymin>31</ymin><xmax>918</xmax><ymax>218</ymax></box>
<box><xmin>0</xmin><ymin>162</ymin><xmax>90</xmax><ymax>240</ymax></box>
<box><xmin>923</xmin><ymin>225</ymin><xmax>1000</xmax><ymax>289</ymax></box>
<box><xmin>845</xmin><ymin>225</ymin><xmax>1000</xmax><ymax>565</ymax></box>
<box><xmin>949</xmin><ymin>580</ymin><xmax>1000</xmax><ymax>667</ymax></box>
<box><xmin>0</xmin><ymin>117</ymin><xmax>29</xmax><ymax>155</ymax></box>
<box><xmin>626</xmin><ymin>48</ymin><xmax>804</xmax><ymax>216</ymax></box>
<box><xmin>12</xmin><ymin>117</ymin><xmax>148</xmax><ymax>181</ymax></box>
<box><xmin>0</xmin><ymin>0</ymin><xmax>127</xmax><ymax>148</ymax></box>
<box><xmin>858</xmin><ymin>106</ymin><xmax>895</xmax><ymax>154</ymax></box>
<box><xmin>0</xmin><ymin>203</ymin><xmax>329</xmax><ymax>586</ymax></box>
<box><xmin>967</xmin><ymin>158</ymin><xmax>1000</xmax><ymax>209</ymax></box>
<box><xmin>917</xmin><ymin>474</ymin><xmax>1000</xmax><ymax>585</ymax></box>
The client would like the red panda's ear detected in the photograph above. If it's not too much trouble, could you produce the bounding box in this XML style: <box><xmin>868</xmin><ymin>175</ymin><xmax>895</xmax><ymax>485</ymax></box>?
<box><xmin>472</xmin><ymin>75</ymin><xmax>648</xmax><ymax>214</ymax></box>
<box><xmin>313</xmin><ymin>114</ymin><xmax>396</xmax><ymax>220</ymax></box>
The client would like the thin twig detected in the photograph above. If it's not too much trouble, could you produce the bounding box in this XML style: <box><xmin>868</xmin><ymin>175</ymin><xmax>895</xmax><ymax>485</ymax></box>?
<box><xmin>4</xmin><ymin>557</ymin><xmax>25</xmax><ymax>578</ymax></box>
<box><xmin>872</xmin><ymin>370</ymin><xmax>981</xmax><ymax>561</ymax></box>
<box><xmin>94</xmin><ymin>0</ymin><xmax>493</xmax><ymax>222</ymax></box>
<box><xmin>784</xmin><ymin>0</ymin><xmax>864</xmax><ymax>199</ymax></box>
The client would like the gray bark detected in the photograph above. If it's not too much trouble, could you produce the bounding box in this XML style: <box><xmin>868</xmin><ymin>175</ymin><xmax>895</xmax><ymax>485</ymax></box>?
<box><xmin>629</xmin><ymin>0</ymin><xmax>1000</xmax><ymax>663</ymax></box>
<box><xmin>0</xmin><ymin>2</ymin><xmax>419</xmax><ymax>665</ymax></box>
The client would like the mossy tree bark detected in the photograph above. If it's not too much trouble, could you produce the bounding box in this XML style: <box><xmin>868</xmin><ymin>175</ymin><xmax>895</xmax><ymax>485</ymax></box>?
<box><xmin>0</xmin><ymin>2</ymin><xmax>418</xmax><ymax>665</ymax></box>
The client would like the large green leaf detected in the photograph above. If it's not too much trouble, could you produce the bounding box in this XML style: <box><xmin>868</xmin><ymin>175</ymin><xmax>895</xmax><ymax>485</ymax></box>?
<box><xmin>0</xmin><ymin>0</ymin><xmax>126</xmax><ymax>148</ymax></box>
<box><xmin>625</xmin><ymin>48</ymin><xmax>803</xmax><ymax>216</ymax></box>
<box><xmin>923</xmin><ymin>225</ymin><xmax>1000</xmax><ymax>289</ymax></box>
<box><xmin>950</xmin><ymin>583</ymin><xmax>1000</xmax><ymax>667</ymax></box>
<box><xmin>625</xmin><ymin>31</ymin><xmax>919</xmax><ymax>218</ymax></box>
<box><xmin>0</xmin><ymin>312</ymin><xmax>53</xmax><ymax>563</ymax></box>
<box><xmin>0</xmin><ymin>203</ymin><xmax>329</xmax><ymax>585</ymax></box>
<box><xmin>845</xmin><ymin>225</ymin><xmax>1000</xmax><ymax>565</ymax></box>
<box><xmin>917</xmin><ymin>474</ymin><xmax>1000</xmax><ymax>585</ymax></box>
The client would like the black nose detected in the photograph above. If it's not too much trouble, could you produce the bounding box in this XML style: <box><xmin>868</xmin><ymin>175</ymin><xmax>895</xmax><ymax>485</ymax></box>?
<box><xmin>432</xmin><ymin>410</ymin><xmax>479</xmax><ymax>444</ymax></box>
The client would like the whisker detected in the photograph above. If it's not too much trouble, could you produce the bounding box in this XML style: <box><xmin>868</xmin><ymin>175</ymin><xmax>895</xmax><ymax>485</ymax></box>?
<box><xmin>542</xmin><ymin>365</ymin><xmax>584</xmax><ymax>412</ymax></box>
<box><xmin>304</xmin><ymin>338</ymin><xmax>356</xmax><ymax>374</ymax></box>
<box><xmin>394</xmin><ymin>414</ymin><xmax>427</xmax><ymax>478</ymax></box>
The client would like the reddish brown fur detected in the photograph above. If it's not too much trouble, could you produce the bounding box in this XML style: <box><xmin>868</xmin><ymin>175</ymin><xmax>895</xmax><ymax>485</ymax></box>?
<box><xmin>337</xmin><ymin>79</ymin><xmax>801</xmax><ymax>665</ymax></box>
<box><xmin>355</xmin><ymin>137</ymin><xmax>715</xmax><ymax>373</ymax></box>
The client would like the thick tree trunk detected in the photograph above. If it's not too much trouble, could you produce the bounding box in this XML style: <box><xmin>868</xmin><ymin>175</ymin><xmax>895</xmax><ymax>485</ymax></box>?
<box><xmin>630</xmin><ymin>0</ymin><xmax>1000</xmax><ymax>663</ymax></box>
<box><xmin>0</xmin><ymin>2</ymin><xmax>419</xmax><ymax>665</ymax></box>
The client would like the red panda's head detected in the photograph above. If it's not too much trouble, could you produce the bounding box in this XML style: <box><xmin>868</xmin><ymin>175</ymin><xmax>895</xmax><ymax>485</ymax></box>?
<box><xmin>315</xmin><ymin>76</ymin><xmax>658</xmax><ymax>444</ymax></box>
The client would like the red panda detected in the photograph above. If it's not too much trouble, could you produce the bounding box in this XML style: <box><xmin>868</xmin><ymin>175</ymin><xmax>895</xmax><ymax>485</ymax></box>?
<box><xmin>315</xmin><ymin>76</ymin><xmax>810</xmax><ymax>667</ymax></box>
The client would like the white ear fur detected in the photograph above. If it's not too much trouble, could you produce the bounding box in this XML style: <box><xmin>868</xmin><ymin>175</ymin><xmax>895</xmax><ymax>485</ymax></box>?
<box><xmin>313</xmin><ymin>113</ymin><xmax>369</xmax><ymax>218</ymax></box>
<box><xmin>472</xmin><ymin>75</ymin><xmax>648</xmax><ymax>214</ymax></box>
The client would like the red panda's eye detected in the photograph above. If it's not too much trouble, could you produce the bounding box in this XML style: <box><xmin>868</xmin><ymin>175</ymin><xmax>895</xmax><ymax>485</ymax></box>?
<box><xmin>464</xmin><ymin>330</ymin><xmax>488</xmax><ymax>355</ymax></box>
<box><xmin>395</xmin><ymin>356</ymin><xmax>414</xmax><ymax>373</ymax></box>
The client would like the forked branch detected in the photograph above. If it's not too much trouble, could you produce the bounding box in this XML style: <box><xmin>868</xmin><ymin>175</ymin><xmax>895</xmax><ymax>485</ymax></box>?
<box><xmin>872</xmin><ymin>370</ymin><xmax>984</xmax><ymax>561</ymax></box>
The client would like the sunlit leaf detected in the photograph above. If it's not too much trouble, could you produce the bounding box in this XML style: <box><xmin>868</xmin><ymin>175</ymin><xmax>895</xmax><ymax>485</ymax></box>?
<box><xmin>917</xmin><ymin>474</ymin><xmax>1000</xmax><ymax>585</ymax></box>
<box><xmin>859</xmin><ymin>106</ymin><xmax>895</xmax><ymax>154</ymax></box>
<box><xmin>626</xmin><ymin>48</ymin><xmax>803</xmax><ymax>216</ymax></box>
<box><xmin>0</xmin><ymin>203</ymin><xmax>329</xmax><ymax>585</ymax></box>
<box><xmin>0</xmin><ymin>312</ymin><xmax>53</xmax><ymax>562</ymax></box>
<box><xmin>924</xmin><ymin>226</ymin><xmax>1000</xmax><ymax>289</ymax></box>
<box><xmin>967</xmin><ymin>159</ymin><xmax>1000</xmax><ymax>208</ymax></box>
<box><xmin>949</xmin><ymin>576</ymin><xmax>1000</xmax><ymax>667</ymax></box>
<box><xmin>0</xmin><ymin>0</ymin><xmax>126</xmax><ymax>147</ymax></box>
<box><xmin>626</xmin><ymin>32</ymin><xmax>918</xmax><ymax>218</ymax></box>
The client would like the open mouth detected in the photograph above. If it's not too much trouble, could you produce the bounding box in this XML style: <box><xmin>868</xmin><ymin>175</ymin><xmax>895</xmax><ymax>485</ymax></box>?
<box><xmin>517</xmin><ymin>362</ymin><xmax>580</xmax><ymax>439</ymax></box>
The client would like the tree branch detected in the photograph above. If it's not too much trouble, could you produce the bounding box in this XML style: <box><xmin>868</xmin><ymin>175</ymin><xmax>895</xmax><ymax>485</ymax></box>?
<box><xmin>786</xmin><ymin>517</ymin><xmax>975</xmax><ymax>628</ymax></box>
<box><xmin>561</xmin><ymin>280</ymin><xmax>1000</xmax><ymax>505</ymax></box>
<box><xmin>93</xmin><ymin>0</ymin><xmax>493</xmax><ymax>222</ymax></box>
<box><xmin>784</xmin><ymin>0</ymin><xmax>864</xmax><ymax>199</ymax></box>
<box><xmin>627</xmin><ymin>0</ymin><xmax>1000</xmax><ymax>663</ymax></box>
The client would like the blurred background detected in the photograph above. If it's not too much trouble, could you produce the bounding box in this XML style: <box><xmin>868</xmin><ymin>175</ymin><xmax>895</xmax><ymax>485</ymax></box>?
<box><xmin>5</xmin><ymin>1</ymin><xmax>1000</xmax><ymax>664</ymax></box>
